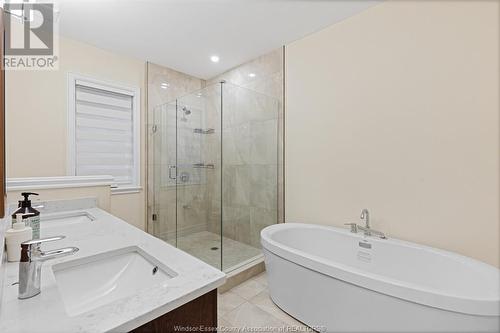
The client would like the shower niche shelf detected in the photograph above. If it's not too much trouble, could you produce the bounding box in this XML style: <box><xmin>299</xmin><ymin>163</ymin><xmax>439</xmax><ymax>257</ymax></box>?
<box><xmin>193</xmin><ymin>128</ymin><xmax>215</xmax><ymax>134</ymax></box>
<box><xmin>192</xmin><ymin>163</ymin><xmax>215</xmax><ymax>169</ymax></box>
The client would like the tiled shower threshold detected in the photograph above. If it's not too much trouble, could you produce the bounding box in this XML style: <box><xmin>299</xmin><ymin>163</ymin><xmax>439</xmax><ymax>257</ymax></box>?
<box><xmin>163</xmin><ymin>231</ymin><xmax>263</xmax><ymax>272</ymax></box>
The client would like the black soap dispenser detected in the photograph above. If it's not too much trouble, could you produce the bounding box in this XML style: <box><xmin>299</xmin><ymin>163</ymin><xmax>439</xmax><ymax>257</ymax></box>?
<box><xmin>11</xmin><ymin>192</ymin><xmax>41</xmax><ymax>239</ymax></box>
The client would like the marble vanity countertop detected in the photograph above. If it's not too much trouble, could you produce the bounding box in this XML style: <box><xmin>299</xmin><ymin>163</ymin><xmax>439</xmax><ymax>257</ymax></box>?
<box><xmin>0</xmin><ymin>206</ymin><xmax>226</xmax><ymax>333</ymax></box>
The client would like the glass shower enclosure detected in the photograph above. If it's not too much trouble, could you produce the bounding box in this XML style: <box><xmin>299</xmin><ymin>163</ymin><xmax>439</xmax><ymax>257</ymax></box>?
<box><xmin>151</xmin><ymin>81</ymin><xmax>278</xmax><ymax>272</ymax></box>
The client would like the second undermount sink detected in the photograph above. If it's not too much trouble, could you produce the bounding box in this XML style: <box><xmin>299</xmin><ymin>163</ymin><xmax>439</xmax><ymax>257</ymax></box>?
<box><xmin>41</xmin><ymin>211</ymin><xmax>95</xmax><ymax>228</ymax></box>
<box><xmin>52</xmin><ymin>246</ymin><xmax>177</xmax><ymax>316</ymax></box>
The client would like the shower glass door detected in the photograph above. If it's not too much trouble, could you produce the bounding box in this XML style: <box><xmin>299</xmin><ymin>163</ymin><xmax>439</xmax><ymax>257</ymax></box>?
<box><xmin>175</xmin><ymin>83</ymin><xmax>222</xmax><ymax>269</ymax></box>
<box><xmin>152</xmin><ymin>101</ymin><xmax>177</xmax><ymax>247</ymax></box>
<box><xmin>151</xmin><ymin>82</ymin><xmax>278</xmax><ymax>273</ymax></box>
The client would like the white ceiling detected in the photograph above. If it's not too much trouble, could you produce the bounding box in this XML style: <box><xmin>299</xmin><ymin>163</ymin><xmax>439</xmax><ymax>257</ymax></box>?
<box><xmin>54</xmin><ymin>0</ymin><xmax>379</xmax><ymax>79</ymax></box>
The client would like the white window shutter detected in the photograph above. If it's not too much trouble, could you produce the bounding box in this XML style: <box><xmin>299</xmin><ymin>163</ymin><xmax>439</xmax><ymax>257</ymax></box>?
<box><xmin>74</xmin><ymin>85</ymin><xmax>135</xmax><ymax>188</ymax></box>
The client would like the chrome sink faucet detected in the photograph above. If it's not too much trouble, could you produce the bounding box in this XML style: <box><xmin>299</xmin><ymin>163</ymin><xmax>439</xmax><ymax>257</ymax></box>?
<box><xmin>18</xmin><ymin>236</ymin><xmax>79</xmax><ymax>299</ymax></box>
<box><xmin>345</xmin><ymin>209</ymin><xmax>386</xmax><ymax>239</ymax></box>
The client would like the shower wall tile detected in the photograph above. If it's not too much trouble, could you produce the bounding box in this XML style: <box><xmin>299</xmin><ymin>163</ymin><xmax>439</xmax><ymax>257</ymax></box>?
<box><xmin>251</xmin><ymin>92</ymin><xmax>279</xmax><ymax>123</ymax></box>
<box><xmin>206</xmin><ymin>47</ymin><xmax>284</xmax><ymax>250</ymax></box>
<box><xmin>148</xmin><ymin>63</ymin><xmax>205</xmax><ymax>111</ymax></box>
<box><xmin>223</xmin><ymin>124</ymin><xmax>251</xmax><ymax>165</ymax></box>
<box><xmin>155</xmin><ymin>183</ymin><xmax>210</xmax><ymax>239</ymax></box>
<box><xmin>157</xmin><ymin>207</ymin><xmax>173</xmax><ymax>237</ymax></box>
<box><xmin>250</xmin><ymin>119</ymin><xmax>278</xmax><ymax>165</ymax></box>
<box><xmin>223</xmin><ymin>165</ymin><xmax>251</xmax><ymax>206</ymax></box>
<box><xmin>177</xmin><ymin>185</ymin><xmax>210</xmax><ymax>232</ymax></box>
<box><xmin>223</xmin><ymin>86</ymin><xmax>277</xmax><ymax>128</ymax></box>
<box><xmin>223</xmin><ymin>205</ymin><xmax>251</xmax><ymax>244</ymax></box>
<box><xmin>157</xmin><ymin>186</ymin><xmax>174</xmax><ymax>207</ymax></box>
<box><xmin>250</xmin><ymin>165</ymin><xmax>278</xmax><ymax>211</ymax></box>
<box><xmin>208</xmin><ymin>198</ymin><xmax>221</xmax><ymax>235</ymax></box>
<box><xmin>245</xmin><ymin>72</ymin><xmax>283</xmax><ymax>101</ymax></box>
<box><xmin>250</xmin><ymin>207</ymin><xmax>277</xmax><ymax>248</ymax></box>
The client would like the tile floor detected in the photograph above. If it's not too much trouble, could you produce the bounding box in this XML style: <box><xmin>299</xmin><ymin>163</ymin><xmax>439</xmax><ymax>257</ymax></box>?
<box><xmin>218</xmin><ymin>272</ymin><xmax>315</xmax><ymax>332</ymax></box>
<box><xmin>176</xmin><ymin>231</ymin><xmax>262</xmax><ymax>271</ymax></box>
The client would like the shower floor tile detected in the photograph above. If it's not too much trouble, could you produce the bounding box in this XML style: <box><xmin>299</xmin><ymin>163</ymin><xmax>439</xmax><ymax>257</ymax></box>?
<box><xmin>175</xmin><ymin>231</ymin><xmax>262</xmax><ymax>271</ymax></box>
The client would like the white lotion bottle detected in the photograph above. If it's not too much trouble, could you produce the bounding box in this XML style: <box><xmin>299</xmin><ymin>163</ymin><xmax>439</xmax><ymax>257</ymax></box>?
<box><xmin>5</xmin><ymin>214</ymin><xmax>32</xmax><ymax>262</ymax></box>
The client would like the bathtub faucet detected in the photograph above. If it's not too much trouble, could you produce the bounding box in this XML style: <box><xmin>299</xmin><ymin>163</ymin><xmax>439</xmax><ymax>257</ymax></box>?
<box><xmin>344</xmin><ymin>209</ymin><xmax>387</xmax><ymax>239</ymax></box>
<box><xmin>356</xmin><ymin>224</ymin><xmax>386</xmax><ymax>239</ymax></box>
<box><xmin>360</xmin><ymin>208</ymin><xmax>384</xmax><ymax>238</ymax></box>
<box><xmin>360</xmin><ymin>208</ymin><xmax>370</xmax><ymax>229</ymax></box>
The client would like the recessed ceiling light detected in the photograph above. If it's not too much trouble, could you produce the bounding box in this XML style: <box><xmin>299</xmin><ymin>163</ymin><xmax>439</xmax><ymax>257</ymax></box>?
<box><xmin>196</xmin><ymin>93</ymin><xmax>203</xmax><ymax>98</ymax></box>
<box><xmin>160</xmin><ymin>82</ymin><xmax>169</xmax><ymax>89</ymax></box>
<box><xmin>248</xmin><ymin>73</ymin><xmax>256</xmax><ymax>78</ymax></box>
<box><xmin>210</xmin><ymin>55</ymin><xmax>220</xmax><ymax>63</ymax></box>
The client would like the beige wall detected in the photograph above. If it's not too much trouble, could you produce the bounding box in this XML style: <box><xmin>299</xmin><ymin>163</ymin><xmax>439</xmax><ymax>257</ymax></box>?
<box><xmin>6</xmin><ymin>36</ymin><xmax>147</xmax><ymax>230</ymax></box>
<box><xmin>285</xmin><ymin>1</ymin><xmax>499</xmax><ymax>266</ymax></box>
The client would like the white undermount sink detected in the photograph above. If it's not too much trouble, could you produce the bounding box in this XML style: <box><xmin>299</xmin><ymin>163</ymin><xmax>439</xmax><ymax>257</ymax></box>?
<box><xmin>52</xmin><ymin>246</ymin><xmax>177</xmax><ymax>316</ymax></box>
<box><xmin>42</xmin><ymin>211</ymin><xmax>95</xmax><ymax>228</ymax></box>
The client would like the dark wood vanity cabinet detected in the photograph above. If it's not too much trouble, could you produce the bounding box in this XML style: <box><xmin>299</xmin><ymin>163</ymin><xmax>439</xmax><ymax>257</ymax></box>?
<box><xmin>0</xmin><ymin>8</ymin><xmax>5</xmax><ymax>218</ymax></box>
<box><xmin>130</xmin><ymin>289</ymin><xmax>217</xmax><ymax>333</ymax></box>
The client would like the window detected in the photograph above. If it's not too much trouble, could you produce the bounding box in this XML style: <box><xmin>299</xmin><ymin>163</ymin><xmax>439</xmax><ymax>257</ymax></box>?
<box><xmin>67</xmin><ymin>73</ymin><xmax>140</xmax><ymax>193</ymax></box>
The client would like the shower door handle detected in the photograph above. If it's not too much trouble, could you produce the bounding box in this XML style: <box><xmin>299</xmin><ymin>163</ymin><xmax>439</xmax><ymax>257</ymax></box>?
<box><xmin>168</xmin><ymin>165</ymin><xmax>176</xmax><ymax>180</ymax></box>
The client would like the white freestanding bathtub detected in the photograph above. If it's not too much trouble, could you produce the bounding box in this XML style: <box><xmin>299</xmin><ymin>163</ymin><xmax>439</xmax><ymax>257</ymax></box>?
<box><xmin>261</xmin><ymin>223</ymin><xmax>500</xmax><ymax>332</ymax></box>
